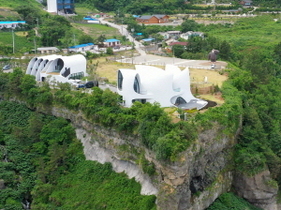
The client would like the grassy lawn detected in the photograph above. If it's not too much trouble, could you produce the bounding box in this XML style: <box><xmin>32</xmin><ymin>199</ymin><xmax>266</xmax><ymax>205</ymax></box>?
<box><xmin>72</xmin><ymin>23</ymin><xmax>120</xmax><ymax>40</ymax></box>
<box><xmin>0</xmin><ymin>0</ymin><xmax>41</xmax><ymax>9</ymax></box>
<box><xmin>0</xmin><ymin>7</ymin><xmax>19</xmax><ymax>19</ymax></box>
<box><xmin>75</xmin><ymin>6</ymin><xmax>97</xmax><ymax>16</ymax></box>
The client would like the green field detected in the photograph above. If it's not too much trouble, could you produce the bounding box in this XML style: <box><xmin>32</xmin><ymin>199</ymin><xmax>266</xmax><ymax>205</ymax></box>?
<box><xmin>0</xmin><ymin>0</ymin><xmax>41</xmax><ymax>9</ymax></box>
<box><xmin>202</xmin><ymin>15</ymin><xmax>281</xmax><ymax>52</ymax></box>
<box><xmin>72</xmin><ymin>23</ymin><xmax>121</xmax><ymax>40</ymax></box>
<box><xmin>0</xmin><ymin>31</ymin><xmax>33</xmax><ymax>54</ymax></box>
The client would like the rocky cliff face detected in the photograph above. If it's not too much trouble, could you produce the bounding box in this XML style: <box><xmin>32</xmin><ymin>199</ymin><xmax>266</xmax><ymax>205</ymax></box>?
<box><xmin>234</xmin><ymin>170</ymin><xmax>278</xmax><ymax>210</ymax></box>
<box><xmin>47</xmin><ymin>106</ymin><xmax>278</xmax><ymax>210</ymax></box>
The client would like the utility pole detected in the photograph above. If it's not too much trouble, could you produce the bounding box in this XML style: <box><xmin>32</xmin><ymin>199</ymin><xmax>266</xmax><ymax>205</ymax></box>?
<box><xmin>34</xmin><ymin>37</ymin><xmax>37</xmax><ymax>54</ymax></box>
<box><xmin>73</xmin><ymin>34</ymin><xmax>76</xmax><ymax>45</ymax></box>
<box><xmin>12</xmin><ymin>29</ymin><xmax>15</xmax><ymax>54</ymax></box>
<box><xmin>131</xmin><ymin>28</ymin><xmax>134</xmax><ymax>64</ymax></box>
<box><xmin>36</xmin><ymin>18</ymin><xmax>39</xmax><ymax>28</ymax></box>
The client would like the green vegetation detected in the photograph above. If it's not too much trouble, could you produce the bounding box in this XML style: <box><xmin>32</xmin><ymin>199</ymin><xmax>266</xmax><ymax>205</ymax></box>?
<box><xmin>0</xmin><ymin>100</ymin><xmax>156</xmax><ymax>209</ymax></box>
<box><xmin>0</xmin><ymin>31</ymin><xmax>33</xmax><ymax>54</ymax></box>
<box><xmin>0</xmin><ymin>0</ymin><xmax>41</xmax><ymax>9</ymax></box>
<box><xmin>207</xmin><ymin>192</ymin><xmax>262</xmax><ymax>210</ymax></box>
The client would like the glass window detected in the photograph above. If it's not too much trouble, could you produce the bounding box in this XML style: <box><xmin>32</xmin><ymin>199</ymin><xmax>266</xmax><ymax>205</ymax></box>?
<box><xmin>175</xmin><ymin>97</ymin><xmax>187</xmax><ymax>105</ymax></box>
<box><xmin>133</xmin><ymin>76</ymin><xmax>140</xmax><ymax>93</ymax></box>
<box><xmin>117</xmin><ymin>70</ymin><xmax>123</xmax><ymax>90</ymax></box>
<box><xmin>68</xmin><ymin>71</ymin><xmax>84</xmax><ymax>80</ymax></box>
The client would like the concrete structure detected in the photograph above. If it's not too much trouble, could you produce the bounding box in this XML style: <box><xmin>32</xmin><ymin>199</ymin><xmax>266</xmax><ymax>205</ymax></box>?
<box><xmin>47</xmin><ymin>0</ymin><xmax>75</xmax><ymax>14</ymax></box>
<box><xmin>0</xmin><ymin>21</ymin><xmax>26</xmax><ymax>29</ymax></box>
<box><xmin>83</xmin><ymin>16</ymin><xmax>100</xmax><ymax>24</ymax></box>
<box><xmin>26</xmin><ymin>54</ymin><xmax>87</xmax><ymax>84</ymax></box>
<box><xmin>68</xmin><ymin>43</ymin><xmax>98</xmax><ymax>53</ymax></box>
<box><xmin>103</xmin><ymin>39</ymin><xmax>120</xmax><ymax>47</ymax></box>
<box><xmin>159</xmin><ymin>31</ymin><xmax>181</xmax><ymax>40</ymax></box>
<box><xmin>37</xmin><ymin>47</ymin><xmax>59</xmax><ymax>54</ymax></box>
<box><xmin>136</xmin><ymin>15</ymin><xmax>169</xmax><ymax>24</ymax></box>
<box><xmin>180</xmin><ymin>31</ymin><xmax>204</xmax><ymax>40</ymax></box>
<box><xmin>47</xmin><ymin>0</ymin><xmax>57</xmax><ymax>13</ymax></box>
<box><xmin>117</xmin><ymin>65</ymin><xmax>207</xmax><ymax>110</ymax></box>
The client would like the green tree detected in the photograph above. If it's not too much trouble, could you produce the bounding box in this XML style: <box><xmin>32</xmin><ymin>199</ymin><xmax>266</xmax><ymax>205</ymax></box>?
<box><xmin>79</xmin><ymin>34</ymin><xmax>94</xmax><ymax>44</ymax></box>
<box><xmin>181</xmin><ymin>19</ymin><xmax>199</xmax><ymax>33</ymax></box>
<box><xmin>40</xmin><ymin>16</ymin><xmax>71</xmax><ymax>46</ymax></box>
<box><xmin>172</xmin><ymin>44</ymin><xmax>185</xmax><ymax>58</ymax></box>
<box><xmin>219</xmin><ymin>40</ymin><xmax>231</xmax><ymax>60</ymax></box>
<box><xmin>106</xmin><ymin>47</ymin><xmax>114</xmax><ymax>55</ymax></box>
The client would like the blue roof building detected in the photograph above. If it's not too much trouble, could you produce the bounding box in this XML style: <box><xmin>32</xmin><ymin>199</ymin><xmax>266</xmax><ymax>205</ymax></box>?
<box><xmin>104</xmin><ymin>39</ymin><xmax>121</xmax><ymax>47</ymax></box>
<box><xmin>69</xmin><ymin>43</ymin><xmax>97</xmax><ymax>52</ymax></box>
<box><xmin>142</xmin><ymin>38</ymin><xmax>155</xmax><ymax>42</ymax></box>
<box><xmin>0</xmin><ymin>21</ymin><xmax>26</xmax><ymax>29</ymax></box>
<box><xmin>69</xmin><ymin>43</ymin><xmax>94</xmax><ymax>49</ymax></box>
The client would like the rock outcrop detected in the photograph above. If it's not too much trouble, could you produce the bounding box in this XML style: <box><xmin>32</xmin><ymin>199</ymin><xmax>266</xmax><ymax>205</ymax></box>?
<box><xmin>43</xmin><ymin>106</ymin><xmax>278</xmax><ymax>210</ymax></box>
<box><xmin>48</xmin><ymin>106</ymin><xmax>237</xmax><ymax>209</ymax></box>
<box><xmin>234</xmin><ymin>170</ymin><xmax>278</xmax><ymax>210</ymax></box>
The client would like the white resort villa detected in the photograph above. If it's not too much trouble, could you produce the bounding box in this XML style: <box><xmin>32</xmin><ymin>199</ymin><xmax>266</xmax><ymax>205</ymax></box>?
<box><xmin>26</xmin><ymin>54</ymin><xmax>87</xmax><ymax>84</ymax></box>
<box><xmin>117</xmin><ymin>65</ymin><xmax>208</xmax><ymax>110</ymax></box>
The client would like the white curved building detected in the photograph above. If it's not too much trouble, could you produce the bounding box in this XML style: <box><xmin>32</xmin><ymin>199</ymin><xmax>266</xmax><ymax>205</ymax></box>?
<box><xmin>117</xmin><ymin>65</ymin><xmax>207</xmax><ymax>110</ymax></box>
<box><xmin>26</xmin><ymin>54</ymin><xmax>87</xmax><ymax>84</ymax></box>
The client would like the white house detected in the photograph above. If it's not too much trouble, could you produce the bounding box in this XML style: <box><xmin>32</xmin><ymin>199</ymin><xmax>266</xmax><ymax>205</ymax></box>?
<box><xmin>68</xmin><ymin>43</ymin><xmax>98</xmax><ymax>53</ymax></box>
<box><xmin>26</xmin><ymin>54</ymin><xmax>87</xmax><ymax>84</ymax></box>
<box><xmin>103</xmin><ymin>39</ymin><xmax>120</xmax><ymax>47</ymax></box>
<box><xmin>180</xmin><ymin>31</ymin><xmax>204</xmax><ymax>40</ymax></box>
<box><xmin>0</xmin><ymin>21</ymin><xmax>26</xmax><ymax>29</ymax></box>
<box><xmin>37</xmin><ymin>47</ymin><xmax>59</xmax><ymax>54</ymax></box>
<box><xmin>117</xmin><ymin>65</ymin><xmax>208</xmax><ymax>110</ymax></box>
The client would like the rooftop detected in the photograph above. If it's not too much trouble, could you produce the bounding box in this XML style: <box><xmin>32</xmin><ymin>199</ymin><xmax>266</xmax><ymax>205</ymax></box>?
<box><xmin>69</xmin><ymin>43</ymin><xmax>94</xmax><ymax>49</ymax></box>
<box><xmin>105</xmin><ymin>39</ymin><xmax>120</xmax><ymax>42</ymax></box>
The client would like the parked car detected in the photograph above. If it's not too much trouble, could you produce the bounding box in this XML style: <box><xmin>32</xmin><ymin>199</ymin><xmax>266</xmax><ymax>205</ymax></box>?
<box><xmin>77</xmin><ymin>81</ymin><xmax>99</xmax><ymax>89</ymax></box>
<box><xmin>2</xmin><ymin>65</ymin><xmax>11</xmax><ymax>70</ymax></box>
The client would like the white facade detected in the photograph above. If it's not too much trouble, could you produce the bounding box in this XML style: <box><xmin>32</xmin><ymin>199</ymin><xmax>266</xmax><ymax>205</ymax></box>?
<box><xmin>68</xmin><ymin>43</ymin><xmax>98</xmax><ymax>53</ymax></box>
<box><xmin>117</xmin><ymin>65</ymin><xmax>207</xmax><ymax>110</ymax></box>
<box><xmin>47</xmin><ymin>0</ymin><xmax>58</xmax><ymax>13</ymax></box>
<box><xmin>0</xmin><ymin>21</ymin><xmax>26</xmax><ymax>29</ymax></box>
<box><xmin>26</xmin><ymin>54</ymin><xmax>87</xmax><ymax>84</ymax></box>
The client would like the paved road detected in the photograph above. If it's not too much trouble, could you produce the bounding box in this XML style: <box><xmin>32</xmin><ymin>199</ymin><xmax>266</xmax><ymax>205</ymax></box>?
<box><xmin>99</xmin><ymin>19</ymin><xmax>227</xmax><ymax>69</ymax></box>
<box><xmin>99</xmin><ymin>18</ymin><xmax>146</xmax><ymax>56</ymax></box>
<box><xmin>117</xmin><ymin>54</ymin><xmax>227</xmax><ymax>69</ymax></box>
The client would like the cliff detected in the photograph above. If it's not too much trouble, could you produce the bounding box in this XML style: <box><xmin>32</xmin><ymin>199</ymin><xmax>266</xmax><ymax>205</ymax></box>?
<box><xmin>46</xmin><ymin>106</ymin><xmax>241</xmax><ymax>209</ymax></box>
<box><xmin>1</xmin><ymin>96</ymin><xmax>276</xmax><ymax>209</ymax></box>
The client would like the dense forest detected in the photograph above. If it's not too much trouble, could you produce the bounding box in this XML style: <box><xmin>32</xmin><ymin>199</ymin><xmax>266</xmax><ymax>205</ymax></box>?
<box><xmin>0</xmin><ymin>99</ymin><xmax>156</xmax><ymax>209</ymax></box>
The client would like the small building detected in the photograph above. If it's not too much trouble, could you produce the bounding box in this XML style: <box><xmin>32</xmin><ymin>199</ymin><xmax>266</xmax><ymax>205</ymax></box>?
<box><xmin>0</xmin><ymin>21</ymin><xmax>26</xmax><ymax>29</ymax></box>
<box><xmin>136</xmin><ymin>15</ymin><xmax>169</xmax><ymax>24</ymax></box>
<box><xmin>103</xmin><ymin>39</ymin><xmax>121</xmax><ymax>47</ymax></box>
<box><xmin>180</xmin><ymin>31</ymin><xmax>204</xmax><ymax>40</ymax></box>
<box><xmin>37</xmin><ymin>47</ymin><xmax>59</xmax><ymax>54</ymax></box>
<box><xmin>239</xmin><ymin>0</ymin><xmax>253</xmax><ymax>6</ymax></box>
<box><xmin>26</xmin><ymin>54</ymin><xmax>87</xmax><ymax>84</ymax></box>
<box><xmin>142</xmin><ymin>38</ymin><xmax>155</xmax><ymax>43</ymax></box>
<box><xmin>47</xmin><ymin>0</ymin><xmax>75</xmax><ymax>14</ymax></box>
<box><xmin>169</xmin><ymin>42</ymin><xmax>188</xmax><ymax>47</ymax></box>
<box><xmin>159</xmin><ymin>31</ymin><xmax>181</xmax><ymax>40</ymax></box>
<box><xmin>83</xmin><ymin>16</ymin><xmax>100</xmax><ymax>24</ymax></box>
<box><xmin>92</xmin><ymin>13</ymin><xmax>108</xmax><ymax>18</ymax></box>
<box><xmin>68</xmin><ymin>43</ymin><xmax>98</xmax><ymax>53</ymax></box>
